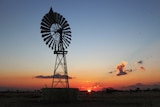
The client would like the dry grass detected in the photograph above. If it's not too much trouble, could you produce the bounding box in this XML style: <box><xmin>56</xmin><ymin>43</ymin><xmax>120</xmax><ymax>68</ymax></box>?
<box><xmin>0</xmin><ymin>91</ymin><xmax>160</xmax><ymax>107</ymax></box>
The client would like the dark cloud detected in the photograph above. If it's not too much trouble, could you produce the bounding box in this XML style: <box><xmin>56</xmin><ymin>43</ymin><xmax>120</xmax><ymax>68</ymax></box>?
<box><xmin>125</xmin><ymin>69</ymin><xmax>133</xmax><ymax>72</ymax></box>
<box><xmin>117</xmin><ymin>68</ymin><xmax>133</xmax><ymax>76</ymax></box>
<box><xmin>137</xmin><ymin>60</ymin><xmax>143</xmax><ymax>64</ymax></box>
<box><xmin>117</xmin><ymin>71</ymin><xmax>127</xmax><ymax>76</ymax></box>
<box><xmin>35</xmin><ymin>74</ymin><xmax>74</xmax><ymax>79</ymax></box>
<box><xmin>116</xmin><ymin>61</ymin><xmax>128</xmax><ymax>76</ymax></box>
<box><xmin>137</xmin><ymin>60</ymin><xmax>145</xmax><ymax>71</ymax></box>
<box><xmin>109</xmin><ymin>70</ymin><xmax>116</xmax><ymax>74</ymax></box>
<box><xmin>35</xmin><ymin>75</ymin><xmax>52</xmax><ymax>79</ymax></box>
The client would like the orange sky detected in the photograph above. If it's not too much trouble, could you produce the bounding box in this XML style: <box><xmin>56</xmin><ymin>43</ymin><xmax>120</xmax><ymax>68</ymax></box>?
<box><xmin>1</xmin><ymin>66</ymin><xmax>160</xmax><ymax>91</ymax></box>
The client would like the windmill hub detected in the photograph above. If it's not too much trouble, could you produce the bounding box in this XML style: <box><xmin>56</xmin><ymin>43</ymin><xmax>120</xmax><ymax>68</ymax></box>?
<box><xmin>56</xmin><ymin>28</ymin><xmax>63</xmax><ymax>34</ymax></box>
<box><xmin>51</xmin><ymin>24</ymin><xmax>61</xmax><ymax>34</ymax></box>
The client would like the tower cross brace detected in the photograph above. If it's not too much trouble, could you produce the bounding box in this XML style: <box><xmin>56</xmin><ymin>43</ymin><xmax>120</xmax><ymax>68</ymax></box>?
<box><xmin>51</xmin><ymin>51</ymin><xmax>69</xmax><ymax>88</ymax></box>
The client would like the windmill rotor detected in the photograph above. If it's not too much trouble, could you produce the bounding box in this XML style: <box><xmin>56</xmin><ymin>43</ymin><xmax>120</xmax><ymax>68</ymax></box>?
<box><xmin>40</xmin><ymin>8</ymin><xmax>71</xmax><ymax>52</ymax></box>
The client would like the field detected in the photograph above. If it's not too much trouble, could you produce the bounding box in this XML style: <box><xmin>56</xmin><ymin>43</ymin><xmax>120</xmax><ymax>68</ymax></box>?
<box><xmin>0</xmin><ymin>91</ymin><xmax>160</xmax><ymax>107</ymax></box>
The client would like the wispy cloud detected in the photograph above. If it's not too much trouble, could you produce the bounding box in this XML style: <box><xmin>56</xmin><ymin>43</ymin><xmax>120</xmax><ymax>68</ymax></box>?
<box><xmin>35</xmin><ymin>74</ymin><xmax>74</xmax><ymax>79</ymax></box>
<box><xmin>123</xmin><ymin>82</ymin><xmax>160</xmax><ymax>90</ymax></box>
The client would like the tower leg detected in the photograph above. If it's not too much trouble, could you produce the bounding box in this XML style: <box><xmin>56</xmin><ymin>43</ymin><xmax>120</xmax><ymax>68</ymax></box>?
<box><xmin>64</xmin><ymin>54</ymin><xmax>69</xmax><ymax>88</ymax></box>
<box><xmin>51</xmin><ymin>52</ymin><xmax>69</xmax><ymax>88</ymax></box>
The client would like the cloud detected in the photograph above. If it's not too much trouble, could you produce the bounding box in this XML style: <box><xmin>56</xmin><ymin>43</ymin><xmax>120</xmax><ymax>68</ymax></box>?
<box><xmin>137</xmin><ymin>60</ymin><xmax>145</xmax><ymax>71</ymax></box>
<box><xmin>35</xmin><ymin>74</ymin><xmax>74</xmax><ymax>79</ymax></box>
<box><xmin>109</xmin><ymin>70</ymin><xmax>116</xmax><ymax>74</ymax></box>
<box><xmin>35</xmin><ymin>75</ymin><xmax>52</xmax><ymax>79</ymax></box>
<box><xmin>125</xmin><ymin>69</ymin><xmax>133</xmax><ymax>72</ymax></box>
<box><xmin>117</xmin><ymin>71</ymin><xmax>127</xmax><ymax>76</ymax></box>
<box><xmin>137</xmin><ymin>60</ymin><xmax>143</xmax><ymax>64</ymax></box>
<box><xmin>123</xmin><ymin>82</ymin><xmax>160</xmax><ymax>90</ymax></box>
<box><xmin>140</xmin><ymin>66</ymin><xmax>145</xmax><ymax>71</ymax></box>
<box><xmin>116</xmin><ymin>61</ymin><xmax>128</xmax><ymax>76</ymax></box>
<box><xmin>109</xmin><ymin>60</ymin><xmax>146</xmax><ymax>76</ymax></box>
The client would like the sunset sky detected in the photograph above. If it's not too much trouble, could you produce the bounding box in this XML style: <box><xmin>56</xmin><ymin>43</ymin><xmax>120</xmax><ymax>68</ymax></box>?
<box><xmin>0</xmin><ymin>0</ymin><xmax>160</xmax><ymax>91</ymax></box>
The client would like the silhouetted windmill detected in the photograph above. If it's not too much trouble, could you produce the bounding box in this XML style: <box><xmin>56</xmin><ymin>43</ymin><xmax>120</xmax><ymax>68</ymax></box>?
<box><xmin>40</xmin><ymin>7</ymin><xmax>71</xmax><ymax>88</ymax></box>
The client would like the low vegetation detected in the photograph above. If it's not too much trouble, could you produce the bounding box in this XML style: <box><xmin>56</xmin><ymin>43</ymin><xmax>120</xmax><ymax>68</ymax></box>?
<box><xmin>0</xmin><ymin>89</ymin><xmax>160</xmax><ymax>107</ymax></box>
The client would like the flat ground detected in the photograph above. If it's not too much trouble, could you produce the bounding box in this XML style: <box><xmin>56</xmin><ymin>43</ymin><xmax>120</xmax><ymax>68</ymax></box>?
<box><xmin>0</xmin><ymin>91</ymin><xmax>160</xmax><ymax>107</ymax></box>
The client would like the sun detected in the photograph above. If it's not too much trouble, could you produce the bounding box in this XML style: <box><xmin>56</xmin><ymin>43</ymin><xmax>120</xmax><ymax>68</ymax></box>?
<box><xmin>87</xmin><ymin>89</ymin><xmax>92</xmax><ymax>93</ymax></box>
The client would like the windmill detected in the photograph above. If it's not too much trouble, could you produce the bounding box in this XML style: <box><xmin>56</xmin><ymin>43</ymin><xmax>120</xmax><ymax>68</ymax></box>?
<box><xmin>40</xmin><ymin>8</ymin><xmax>71</xmax><ymax>88</ymax></box>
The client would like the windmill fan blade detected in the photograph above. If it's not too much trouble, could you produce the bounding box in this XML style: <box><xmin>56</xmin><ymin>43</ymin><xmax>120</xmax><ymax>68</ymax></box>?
<box><xmin>55</xmin><ymin>13</ymin><xmax>61</xmax><ymax>24</ymax></box>
<box><xmin>63</xmin><ymin>38</ymin><xmax>69</xmax><ymax>46</ymax></box>
<box><xmin>65</xmin><ymin>39</ymin><xmax>70</xmax><ymax>43</ymax></box>
<box><xmin>51</xmin><ymin>41</ymin><xmax>54</xmax><ymax>50</ymax></box>
<box><xmin>63</xmin><ymin>38</ymin><xmax>70</xmax><ymax>44</ymax></box>
<box><xmin>46</xmin><ymin>36</ymin><xmax>52</xmax><ymax>45</ymax></box>
<box><xmin>50</xmin><ymin>12</ymin><xmax>57</xmax><ymax>24</ymax></box>
<box><xmin>62</xmin><ymin>40</ymin><xmax>68</xmax><ymax>49</ymax></box>
<box><xmin>41</xmin><ymin>22</ymin><xmax>50</xmax><ymax>28</ymax></box>
<box><xmin>49</xmin><ymin>39</ymin><xmax>53</xmax><ymax>48</ymax></box>
<box><xmin>44</xmin><ymin>15</ymin><xmax>52</xmax><ymax>26</ymax></box>
<box><xmin>44</xmin><ymin>15</ymin><xmax>51</xmax><ymax>25</ymax></box>
<box><xmin>63</xmin><ymin>27</ymin><xmax>71</xmax><ymax>31</ymax></box>
<box><xmin>63</xmin><ymin>33</ymin><xmax>71</xmax><ymax>37</ymax></box>
<box><xmin>64</xmin><ymin>36</ymin><xmax>71</xmax><ymax>40</ymax></box>
<box><xmin>41</xmin><ymin>26</ymin><xmax>50</xmax><ymax>31</ymax></box>
<box><xmin>42</xmin><ymin>18</ymin><xmax>51</xmax><ymax>27</ymax></box>
<box><xmin>57</xmin><ymin>13</ymin><xmax>62</xmax><ymax>24</ymax></box>
<box><xmin>62</xmin><ymin>23</ymin><xmax>69</xmax><ymax>29</ymax></box>
<box><xmin>51</xmin><ymin>40</ymin><xmax>56</xmax><ymax>50</ymax></box>
<box><xmin>42</xmin><ymin>33</ymin><xmax>50</xmax><ymax>38</ymax></box>
<box><xmin>46</xmin><ymin>13</ymin><xmax>54</xmax><ymax>24</ymax></box>
<box><xmin>41</xmin><ymin>29</ymin><xmax>50</xmax><ymax>33</ymax></box>
<box><xmin>54</xmin><ymin>41</ymin><xmax>57</xmax><ymax>50</ymax></box>
<box><xmin>61</xmin><ymin>20</ymin><xmax>68</xmax><ymax>28</ymax></box>
<box><xmin>59</xmin><ymin>15</ymin><xmax>66</xmax><ymax>25</ymax></box>
<box><xmin>66</xmin><ymin>38</ymin><xmax>71</xmax><ymax>44</ymax></box>
<box><xmin>64</xmin><ymin>31</ymin><xmax>71</xmax><ymax>34</ymax></box>
<box><xmin>43</xmin><ymin>35</ymin><xmax>51</xmax><ymax>42</ymax></box>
